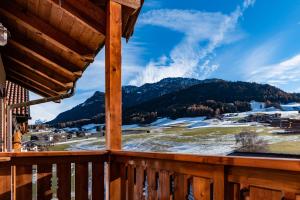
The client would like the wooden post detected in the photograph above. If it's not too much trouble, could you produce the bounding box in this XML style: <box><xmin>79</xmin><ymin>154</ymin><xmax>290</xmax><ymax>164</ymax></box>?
<box><xmin>105</xmin><ymin>0</ymin><xmax>122</xmax><ymax>150</ymax></box>
<box><xmin>105</xmin><ymin>1</ymin><xmax>122</xmax><ymax>200</ymax></box>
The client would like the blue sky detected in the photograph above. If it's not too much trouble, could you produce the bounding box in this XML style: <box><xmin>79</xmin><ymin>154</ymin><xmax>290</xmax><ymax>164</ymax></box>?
<box><xmin>30</xmin><ymin>0</ymin><xmax>300</xmax><ymax>123</ymax></box>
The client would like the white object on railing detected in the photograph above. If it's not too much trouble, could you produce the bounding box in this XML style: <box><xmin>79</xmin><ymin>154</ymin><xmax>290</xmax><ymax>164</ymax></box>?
<box><xmin>0</xmin><ymin>23</ymin><xmax>8</xmax><ymax>46</ymax></box>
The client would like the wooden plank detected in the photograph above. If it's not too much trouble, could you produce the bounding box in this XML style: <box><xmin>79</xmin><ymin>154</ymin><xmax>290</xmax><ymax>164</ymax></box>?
<box><xmin>0</xmin><ymin>0</ymin><xmax>94</xmax><ymax>60</ymax></box>
<box><xmin>158</xmin><ymin>170</ymin><xmax>170</xmax><ymax>200</ymax></box>
<box><xmin>0</xmin><ymin>166</ymin><xmax>11</xmax><ymax>200</ymax></box>
<box><xmin>213</xmin><ymin>166</ymin><xmax>225</xmax><ymax>200</ymax></box>
<box><xmin>48</xmin><ymin>0</ymin><xmax>105</xmax><ymax>35</ymax></box>
<box><xmin>6</xmin><ymin>70</ymin><xmax>61</xmax><ymax>97</ymax></box>
<box><xmin>135</xmin><ymin>166</ymin><xmax>145</xmax><ymax>200</ymax></box>
<box><xmin>64</xmin><ymin>0</ymin><xmax>106</xmax><ymax>29</ymax></box>
<box><xmin>9</xmin><ymin>35</ymin><xmax>83</xmax><ymax>74</ymax></box>
<box><xmin>6</xmin><ymin>150</ymin><xmax>107</xmax><ymax>158</ymax></box>
<box><xmin>296</xmin><ymin>195</ymin><xmax>300</xmax><ymax>200</ymax></box>
<box><xmin>3</xmin><ymin>55</ymin><xmax>72</xmax><ymax>91</ymax></box>
<box><xmin>127</xmin><ymin>165</ymin><xmax>135</xmax><ymax>200</ymax></box>
<box><xmin>192</xmin><ymin>177</ymin><xmax>210</xmax><ymax>200</ymax></box>
<box><xmin>147</xmin><ymin>168</ymin><xmax>158</xmax><ymax>200</ymax></box>
<box><xmin>174</xmin><ymin>174</ymin><xmax>188</xmax><ymax>200</ymax></box>
<box><xmin>250</xmin><ymin>186</ymin><xmax>282</xmax><ymax>200</ymax></box>
<box><xmin>75</xmin><ymin>162</ymin><xmax>89</xmax><ymax>200</ymax></box>
<box><xmin>92</xmin><ymin>161</ymin><xmax>104</xmax><ymax>200</ymax></box>
<box><xmin>228</xmin><ymin>166</ymin><xmax>300</xmax><ymax>193</ymax></box>
<box><xmin>120</xmin><ymin>164</ymin><xmax>128</xmax><ymax>200</ymax></box>
<box><xmin>112</xmin><ymin>155</ymin><xmax>215</xmax><ymax>179</ymax></box>
<box><xmin>57</xmin><ymin>163</ymin><xmax>71</xmax><ymax>200</ymax></box>
<box><xmin>113</xmin><ymin>0</ymin><xmax>141</xmax><ymax>9</ymax></box>
<box><xmin>15</xmin><ymin>165</ymin><xmax>32</xmax><ymax>200</ymax></box>
<box><xmin>228</xmin><ymin>183</ymin><xmax>240</xmax><ymax>200</ymax></box>
<box><xmin>37</xmin><ymin>164</ymin><xmax>52</xmax><ymax>200</ymax></box>
<box><xmin>111</xmin><ymin>150</ymin><xmax>300</xmax><ymax>172</ymax></box>
<box><xmin>105</xmin><ymin>0</ymin><xmax>122</xmax><ymax>150</ymax></box>
<box><xmin>109</xmin><ymin>162</ymin><xmax>122</xmax><ymax>200</ymax></box>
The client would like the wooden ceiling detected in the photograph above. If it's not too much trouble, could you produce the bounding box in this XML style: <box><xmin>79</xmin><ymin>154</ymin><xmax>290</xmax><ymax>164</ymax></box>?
<box><xmin>0</xmin><ymin>0</ymin><xmax>143</xmax><ymax>98</ymax></box>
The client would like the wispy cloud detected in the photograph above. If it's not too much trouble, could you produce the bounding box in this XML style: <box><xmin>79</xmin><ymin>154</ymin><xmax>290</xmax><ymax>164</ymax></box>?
<box><xmin>248</xmin><ymin>53</ymin><xmax>300</xmax><ymax>86</ymax></box>
<box><xmin>130</xmin><ymin>0</ymin><xmax>255</xmax><ymax>86</ymax></box>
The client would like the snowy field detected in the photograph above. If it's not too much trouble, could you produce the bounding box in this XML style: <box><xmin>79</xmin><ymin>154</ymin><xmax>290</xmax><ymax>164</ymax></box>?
<box><xmin>51</xmin><ymin>101</ymin><xmax>300</xmax><ymax>155</ymax></box>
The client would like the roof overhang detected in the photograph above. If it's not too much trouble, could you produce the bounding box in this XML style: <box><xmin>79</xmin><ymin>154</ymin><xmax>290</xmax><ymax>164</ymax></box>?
<box><xmin>0</xmin><ymin>0</ymin><xmax>143</xmax><ymax>98</ymax></box>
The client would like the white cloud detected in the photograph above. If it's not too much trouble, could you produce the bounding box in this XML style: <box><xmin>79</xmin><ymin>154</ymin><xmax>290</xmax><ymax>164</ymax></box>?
<box><xmin>247</xmin><ymin>53</ymin><xmax>300</xmax><ymax>86</ymax></box>
<box><xmin>130</xmin><ymin>0</ymin><xmax>255</xmax><ymax>86</ymax></box>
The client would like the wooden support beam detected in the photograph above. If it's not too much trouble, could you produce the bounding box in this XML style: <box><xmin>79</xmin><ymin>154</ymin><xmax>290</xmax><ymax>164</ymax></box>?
<box><xmin>49</xmin><ymin>0</ymin><xmax>106</xmax><ymax>35</ymax></box>
<box><xmin>3</xmin><ymin>55</ymin><xmax>73</xmax><ymax>91</ymax></box>
<box><xmin>105</xmin><ymin>1</ymin><xmax>122</xmax><ymax>150</ymax></box>
<box><xmin>9</xmin><ymin>34</ymin><xmax>83</xmax><ymax>72</ymax></box>
<box><xmin>3</xmin><ymin>46</ymin><xmax>76</xmax><ymax>83</ymax></box>
<box><xmin>0</xmin><ymin>0</ymin><xmax>94</xmax><ymax>61</ymax></box>
<box><xmin>7</xmin><ymin>72</ymin><xmax>61</xmax><ymax>98</ymax></box>
<box><xmin>113</xmin><ymin>0</ymin><xmax>141</xmax><ymax>9</ymax></box>
<box><xmin>105</xmin><ymin>1</ymin><xmax>122</xmax><ymax>200</ymax></box>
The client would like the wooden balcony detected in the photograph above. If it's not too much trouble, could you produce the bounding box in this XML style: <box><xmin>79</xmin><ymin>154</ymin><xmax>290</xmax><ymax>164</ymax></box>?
<box><xmin>0</xmin><ymin>150</ymin><xmax>300</xmax><ymax>200</ymax></box>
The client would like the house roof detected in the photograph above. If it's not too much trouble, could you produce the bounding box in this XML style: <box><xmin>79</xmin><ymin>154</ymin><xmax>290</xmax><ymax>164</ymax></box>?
<box><xmin>6</xmin><ymin>81</ymin><xmax>30</xmax><ymax>118</ymax></box>
<box><xmin>0</xmin><ymin>0</ymin><xmax>143</xmax><ymax>98</ymax></box>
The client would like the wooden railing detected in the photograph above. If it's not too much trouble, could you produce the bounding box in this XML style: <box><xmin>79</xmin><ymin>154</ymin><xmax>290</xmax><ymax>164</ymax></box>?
<box><xmin>0</xmin><ymin>150</ymin><xmax>300</xmax><ymax>199</ymax></box>
<box><xmin>0</xmin><ymin>151</ymin><xmax>107</xmax><ymax>200</ymax></box>
<box><xmin>110</xmin><ymin>151</ymin><xmax>300</xmax><ymax>200</ymax></box>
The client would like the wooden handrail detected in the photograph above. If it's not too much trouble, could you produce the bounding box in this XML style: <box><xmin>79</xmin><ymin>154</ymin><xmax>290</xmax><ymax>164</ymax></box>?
<box><xmin>0</xmin><ymin>150</ymin><xmax>299</xmax><ymax>199</ymax></box>
<box><xmin>111</xmin><ymin>150</ymin><xmax>300</xmax><ymax>171</ymax></box>
<box><xmin>0</xmin><ymin>150</ymin><xmax>108</xmax><ymax>157</ymax></box>
<box><xmin>110</xmin><ymin>150</ymin><xmax>300</xmax><ymax>200</ymax></box>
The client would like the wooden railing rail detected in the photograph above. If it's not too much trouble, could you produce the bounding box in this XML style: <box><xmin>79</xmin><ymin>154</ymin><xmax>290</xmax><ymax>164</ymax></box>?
<box><xmin>110</xmin><ymin>150</ymin><xmax>300</xmax><ymax>200</ymax></box>
<box><xmin>1</xmin><ymin>150</ymin><xmax>300</xmax><ymax>199</ymax></box>
<box><xmin>0</xmin><ymin>150</ymin><xmax>108</xmax><ymax>200</ymax></box>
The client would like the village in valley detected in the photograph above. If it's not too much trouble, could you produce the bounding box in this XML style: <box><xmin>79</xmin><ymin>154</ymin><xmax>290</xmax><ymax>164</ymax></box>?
<box><xmin>23</xmin><ymin>101</ymin><xmax>300</xmax><ymax>155</ymax></box>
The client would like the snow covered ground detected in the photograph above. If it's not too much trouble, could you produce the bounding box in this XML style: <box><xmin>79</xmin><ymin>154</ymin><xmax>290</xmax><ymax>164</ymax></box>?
<box><xmin>60</xmin><ymin>101</ymin><xmax>300</xmax><ymax>155</ymax></box>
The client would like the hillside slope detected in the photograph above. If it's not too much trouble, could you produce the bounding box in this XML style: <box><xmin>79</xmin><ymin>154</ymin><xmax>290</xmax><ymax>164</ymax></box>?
<box><xmin>49</xmin><ymin>78</ymin><xmax>300</xmax><ymax>126</ymax></box>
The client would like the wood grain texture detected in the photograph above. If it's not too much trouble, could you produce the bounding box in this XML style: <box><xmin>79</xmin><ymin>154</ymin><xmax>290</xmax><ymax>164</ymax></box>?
<box><xmin>15</xmin><ymin>165</ymin><xmax>32</xmax><ymax>200</ymax></box>
<box><xmin>37</xmin><ymin>164</ymin><xmax>52</xmax><ymax>200</ymax></box>
<box><xmin>192</xmin><ymin>177</ymin><xmax>210</xmax><ymax>200</ymax></box>
<box><xmin>57</xmin><ymin>163</ymin><xmax>71</xmax><ymax>200</ymax></box>
<box><xmin>0</xmin><ymin>166</ymin><xmax>11</xmax><ymax>200</ymax></box>
<box><xmin>105</xmin><ymin>0</ymin><xmax>122</xmax><ymax>150</ymax></box>
<box><xmin>127</xmin><ymin>165</ymin><xmax>135</xmax><ymax>200</ymax></box>
<box><xmin>228</xmin><ymin>183</ymin><xmax>240</xmax><ymax>200</ymax></box>
<box><xmin>135</xmin><ymin>166</ymin><xmax>145</xmax><ymax>200</ymax></box>
<box><xmin>92</xmin><ymin>161</ymin><xmax>104</xmax><ymax>200</ymax></box>
<box><xmin>173</xmin><ymin>174</ymin><xmax>188</xmax><ymax>200</ymax></box>
<box><xmin>158</xmin><ymin>170</ymin><xmax>170</xmax><ymax>200</ymax></box>
<box><xmin>75</xmin><ymin>162</ymin><xmax>89</xmax><ymax>200</ymax></box>
<box><xmin>109</xmin><ymin>163</ymin><xmax>122</xmax><ymax>200</ymax></box>
<box><xmin>111</xmin><ymin>150</ymin><xmax>300</xmax><ymax>172</ymax></box>
<box><xmin>0</xmin><ymin>0</ymin><xmax>93</xmax><ymax>58</ymax></box>
<box><xmin>213</xmin><ymin>166</ymin><xmax>225</xmax><ymax>200</ymax></box>
<box><xmin>147</xmin><ymin>168</ymin><xmax>158</xmax><ymax>200</ymax></box>
<box><xmin>250</xmin><ymin>186</ymin><xmax>282</xmax><ymax>200</ymax></box>
<box><xmin>113</xmin><ymin>0</ymin><xmax>141</xmax><ymax>9</ymax></box>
